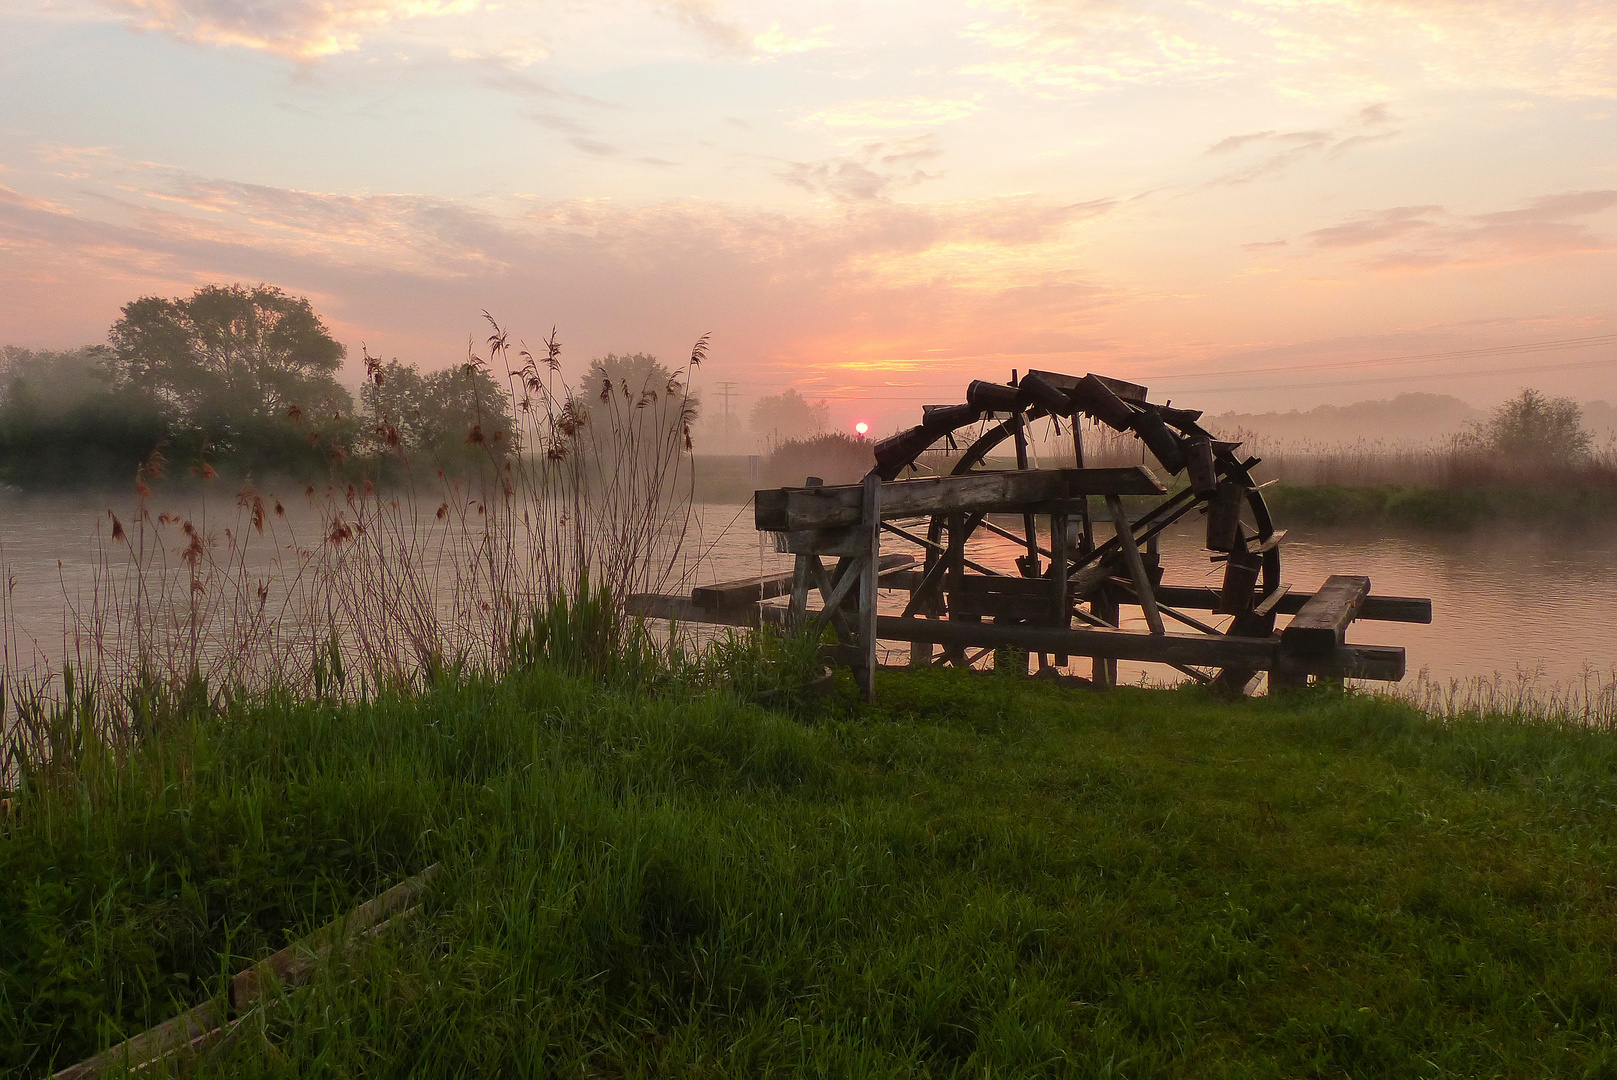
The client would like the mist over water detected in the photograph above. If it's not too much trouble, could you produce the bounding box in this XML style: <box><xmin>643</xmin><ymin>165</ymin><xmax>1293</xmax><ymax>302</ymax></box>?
<box><xmin>5</xmin><ymin>488</ymin><xmax>1614</xmax><ymax>697</ymax></box>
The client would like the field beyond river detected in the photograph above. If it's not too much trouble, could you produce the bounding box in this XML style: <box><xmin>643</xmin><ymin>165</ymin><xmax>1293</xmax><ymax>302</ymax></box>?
<box><xmin>7</xmin><ymin>665</ymin><xmax>1617</xmax><ymax>1077</ymax></box>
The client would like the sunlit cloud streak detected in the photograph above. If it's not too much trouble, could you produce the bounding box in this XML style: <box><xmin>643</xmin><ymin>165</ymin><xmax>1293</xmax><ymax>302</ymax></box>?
<box><xmin>98</xmin><ymin>0</ymin><xmax>483</xmax><ymax>59</ymax></box>
<box><xmin>1308</xmin><ymin>192</ymin><xmax>1617</xmax><ymax>269</ymax></box>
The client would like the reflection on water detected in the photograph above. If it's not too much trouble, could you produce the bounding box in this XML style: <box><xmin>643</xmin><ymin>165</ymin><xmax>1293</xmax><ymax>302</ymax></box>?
<box><xmin>4</xmin><ymin>491</ymin><xmax>1615</xmax><ymax>693</ymax></box>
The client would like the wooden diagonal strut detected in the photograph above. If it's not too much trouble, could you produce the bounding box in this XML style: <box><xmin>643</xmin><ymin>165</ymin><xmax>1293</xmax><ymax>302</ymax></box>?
<box><xmin>1107</xmin><ymin>495</ymin><xmax>1164</xmax><ymax>636</ymax></box>
<box><xmin>806</xmin><ymin>556</ymin><xmax>861</xmax><ymax>641</ymax></box>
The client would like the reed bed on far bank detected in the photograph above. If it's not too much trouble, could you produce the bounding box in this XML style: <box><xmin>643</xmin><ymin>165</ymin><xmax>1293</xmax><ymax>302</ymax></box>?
<box><xmin>1236</xmin><ymin>434</ymin><xmax>1617</xmax><ymax>493</ymax></box>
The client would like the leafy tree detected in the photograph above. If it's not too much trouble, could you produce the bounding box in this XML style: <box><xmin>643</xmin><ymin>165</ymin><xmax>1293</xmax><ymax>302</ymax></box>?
<box><xmin>750</xmin><ymin>388</ymin><xmax>829</xmax><ymax>442</ymax></box>
<box><xmin>578</xmin><ymin>353</ymin><xmax>700</xmax><ymax>454</ymax></box>
<box><xmin>361</xmin><ymin>357</ymin><xmax>514</xmax><ymax>468</ymax></box>
<box><xmin>110</xmin><ymin>284</ymin><xmax>351</xmax><ymax>432</ymax></box>
<box><xmin>108</xmin><ymin>284</ymin><xmax>355</xmax><ymax>476</ymax></box>
<box><xmin>1481</xmin><ymin>389</ymin><xmax>1591</xmax><ymax>463</ymax></box>
<box><xmin>0</xmin><ymin>346</ymin><xmax>169</xmax><ymax>486</ymax></box>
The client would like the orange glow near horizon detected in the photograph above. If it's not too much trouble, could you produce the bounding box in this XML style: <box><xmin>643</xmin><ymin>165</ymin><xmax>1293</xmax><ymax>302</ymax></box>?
<box><xmin>0</xmin><ymin>0</ymin><xmax>1613</xmax><ymax>437</ymax></box>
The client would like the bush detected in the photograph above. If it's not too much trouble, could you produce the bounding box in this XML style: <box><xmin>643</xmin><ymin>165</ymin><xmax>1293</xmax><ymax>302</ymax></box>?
<box><xmin>762</xmin><ymin>432</ymin><xmax>873</xmax><ymax>487</ymax></box>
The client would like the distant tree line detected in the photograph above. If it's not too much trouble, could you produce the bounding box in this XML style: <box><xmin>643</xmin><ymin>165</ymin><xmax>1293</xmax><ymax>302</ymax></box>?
<box><xmin>0</xmin><ymin>284</ymin><xmax>513</xmax><ymax>489</ymax></box>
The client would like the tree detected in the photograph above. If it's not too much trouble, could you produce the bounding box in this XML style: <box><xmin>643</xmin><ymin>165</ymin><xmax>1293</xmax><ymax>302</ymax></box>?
<box><xmin>0</xmin><ymin>346</ymin><xmax>169</xmax><ymax>486</ymax></box>
<box><xmin>110</xmin><ymin>284</ymin><xmax>351</xmax><ymax>433</ymax></box>
<box><xmin>578</xmin><ymin>353</ymin><xmax>699</xmax><ymax>456</ymax></box>
<box><xmin>1481</xmin><ymin>388</ymin><xmax>1591</xmax><ymax>463</ymax></box>
<box><xmin>361</xmin><ymin>357</ymin><xmax>515</xmax><ymax>467</ymax></box>
<box><xmin>750</xmin><ymin>388</ymin><xmax>830</xmax><ymax>442</ymax></box>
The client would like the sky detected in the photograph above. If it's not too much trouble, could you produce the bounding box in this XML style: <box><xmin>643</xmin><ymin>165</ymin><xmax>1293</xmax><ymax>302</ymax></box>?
<box><xmin>2</xmin><ymin>0</ymin><xmax>1615</xmax><ymax>436</ymax></box>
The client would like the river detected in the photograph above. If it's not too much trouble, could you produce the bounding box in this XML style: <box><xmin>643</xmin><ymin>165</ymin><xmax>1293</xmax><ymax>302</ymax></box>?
<box><xmin>3</xmin><ymin>488</ymin><xmax>1615</xmax><ymax>702</ymax></box>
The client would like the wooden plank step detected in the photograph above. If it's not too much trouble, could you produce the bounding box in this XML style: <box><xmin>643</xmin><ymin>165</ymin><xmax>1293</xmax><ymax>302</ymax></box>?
<box><xmin>1281</xmin><ymin>574</ymin><xmax>1371</xmax><ymax>656</ymax></box>
<box><xmin>691</xmin><ymin>554</ymin><xmax>913</xmax><ymax>608</ymax></box>
<box><xmin>755</xmin><ymin>467</ymin><xmax>1164</xmax><ymax>532</ymax></box>
<box><xmin>1148</xmin><ymin>584</ymin><xmax>1431</xmax><ymax>624</ymax></box>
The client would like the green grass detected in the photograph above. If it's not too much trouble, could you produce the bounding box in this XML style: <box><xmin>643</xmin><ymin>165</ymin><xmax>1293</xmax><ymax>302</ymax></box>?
<box><xmin>6</xmin><ymin>667</ymin><xmax>1617</xmax><ymax>1077</ymax></box>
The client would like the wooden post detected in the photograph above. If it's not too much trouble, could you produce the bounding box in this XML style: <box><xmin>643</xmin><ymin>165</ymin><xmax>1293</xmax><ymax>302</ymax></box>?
<box><xmin>1107</xmin><ymin>495</ymin><xmax>1165</xmax><ymax>635</ymax></box>
<box><xmin>945</xmin><ymin>511</ymin><xmax>967</xmax><ymax>666</ymax></box>
<box><xmin>1051</xmin><ymin>511</ymin><xmax>1069</xmax><ymax>666</ymax></box>
<box><xmin>1011</xmin><ymin>407</ymin><xmax>1040</xmax><ymax>577</ymax></box>
<box><xmin>858</xmin><ymin>472</ymin><xmax>881</xmax><ymax>701</ymax></box>
<box><xmin>1093</xmin><ymin>587</ymin><xmax>1118</xmax><ymax>688</ymax></box>
<box><xmin>1072</xmin><ymin>414</ymin><xmax>1093</xmax><ymax>553</ymax></box>
<box><xmin>788</xmin><ymin>476</ymin><xmax>823</xmax><ymax>632</ymax></box>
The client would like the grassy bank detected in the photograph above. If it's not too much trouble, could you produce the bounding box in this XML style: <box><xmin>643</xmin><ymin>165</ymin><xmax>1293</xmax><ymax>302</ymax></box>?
<box><xmin>7</xmin><ymin>667</ymin><xmax>1617</xmax><ymax>1077</ymax></box>
<box><xmin>1264</xmin><ymin>482</ymin><xmax>1617</xmax><ymax>529</ymax></box>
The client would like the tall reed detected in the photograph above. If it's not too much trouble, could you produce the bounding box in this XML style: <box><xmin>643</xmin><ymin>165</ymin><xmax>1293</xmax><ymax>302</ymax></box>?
<box><xmin>0</xmin><ymin>319</ymin><xmax>706</xmax><ymax>777</ymax></box>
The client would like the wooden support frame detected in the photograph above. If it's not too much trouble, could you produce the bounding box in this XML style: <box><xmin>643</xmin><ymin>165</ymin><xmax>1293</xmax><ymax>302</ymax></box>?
<box><xmin>639</xmin><ymin>443</ymin><xmax>1427</xmax><ymax>699</ymax></box>
<box><xmin>756</xmin><ymin>466</ymin><xmax>1163</xmax><ymax>533</ymax></box>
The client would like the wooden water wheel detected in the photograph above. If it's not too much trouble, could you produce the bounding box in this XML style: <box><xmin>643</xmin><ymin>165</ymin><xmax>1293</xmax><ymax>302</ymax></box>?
<box><xmin>866</xmin><ymin>369</ymin><xmax>1288</xmax><ymax>692</ymax></box>
<box><xmin>629</xmin><ymin>366</ymin><xmax>1426</xmax><ymax>701</ymax></box>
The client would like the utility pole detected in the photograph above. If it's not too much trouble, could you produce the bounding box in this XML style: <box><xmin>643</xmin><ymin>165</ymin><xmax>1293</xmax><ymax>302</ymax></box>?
<box><xmin>716</xmin><ymin>380</ymin><xmax>740</xmax><ymax>454</ymax></box>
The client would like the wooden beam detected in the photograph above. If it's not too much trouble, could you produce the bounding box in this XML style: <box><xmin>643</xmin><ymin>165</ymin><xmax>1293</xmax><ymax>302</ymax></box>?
<box><xmin>874</xmin><ymin>616</ymin><xmax>1405</xmax><ymax>681</ymax></box>
<box><xmin>1147</xmin><ymin>584</ymin><xmax>1430</xmax><ymax>624</ymax></box>
<box><xmin>625</xmin><ymin>594</ymin><xmax>761</xmax><ymax>628</ymax></box>
<box><xmin>755</xmin><ymin>466</ymin><xmax>1165</xmax><ymax>532</ymax></box>
<box><xmin>1108</xmin><ymin>495</ymin><xmax>1165</xmax><ymax>635</ymax></box>
<box><xmin>1025</xmin><ymin>369</ymin><xmax>1150</xmax><ymax>403</ymax></box>
<box><xmin>1282</xmin><ymin>574</ymin><xmax>1371</xmax><ymax>656</ymax></box>
<box><xmin>692</xmin><ymin>554</ymin><xmax>914</xmax><ymax>608</ymax></box>
<box><xmin>880</xmin><ymin>518</ymin><xmax>1001</xmax><ymax>577</ymax></box>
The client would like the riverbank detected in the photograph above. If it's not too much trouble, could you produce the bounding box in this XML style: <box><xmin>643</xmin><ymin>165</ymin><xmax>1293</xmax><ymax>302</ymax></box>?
<box><xmin>1264</xmin><ymin>482</ymin><xmax>1617</xmax><ymax>530</ymax></box>
<box><xmin>7</xmin><ymin>666</ymin><xmax>1617</xmax><ymax>1076</ymax></box>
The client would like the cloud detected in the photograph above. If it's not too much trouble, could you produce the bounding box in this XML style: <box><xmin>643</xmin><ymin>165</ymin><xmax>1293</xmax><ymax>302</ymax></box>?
<box><xmin>1204</xmin><ymin>105</ymin><xmax>1397</xmax><ymax>185</ymax></box>
<box><xmin>752</xmin><ymin>22</ymin><xmax>832</xmax><ymax>56</ymax></box>
<box><xmin>98</xmin><ymin>0</ymin><xmax>481</xmax><ymax>59</ymax></box>
<box><xmin>0</xmin><ymin>147</ymin><xmax>1123</xmax><ymax>415</ymax></box>
<box><xmin>960</xmin><ymin>3</ymin><xmax>1235</xmax><ymax>95</ymax></box>
<box><xmin>651</xmin><ymin>0</ymin><xmax>750</xmax><ymax>54</ymax></box>
<box><xmin>780</xmin><ymin>136</ymin><xmax>945</xmax><ymax>202</ymax></box>
<box><xmin>964</xmin><ymin>0</ymin><xmax>1617</xmax><ymax>101</ymax></box>
<box><xmin>1306</xmin><ymin>191</ymin><xmax>1617</xmax><ymax>268</ymax></box>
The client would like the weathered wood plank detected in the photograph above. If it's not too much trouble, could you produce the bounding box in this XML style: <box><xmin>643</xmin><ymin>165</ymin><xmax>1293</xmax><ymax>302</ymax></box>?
<box><xmin>1025</xmin><ymin>369</ymin><xmax>1149</xmax><ymax>403</ymax></box>
<box><xmin>692</xmin><ymin>554</ymin><xmax>914</xmax><ymax>608</ymax></box>
<box><xmin>1148</xmin><ymin>584</ymin><xmax>1430</xmax><ymax>624</ymax></box>
<box><xmin>230</xmin><ymin>864</ymin><xmax>443</xmax><ymax>1010</ymax></box>
<box><xmin>874</xmin><ymin>616</ymin><xmax>1405</xmax><ymax>681</ymax></box>
<box><xmin>755</xmin><ymin>467</ymin><xmax>1165</xmax><ymax>532</ymax></box>
<box><xmin>55</xmin><ymin>865</ymin><xmax>442</xmax><ymax>1080</ymax></box>
<box><xmin>53</xmin><ymin>1003</ymin><xmax>226</xmax><ymax>1080</ymax></box>
<box><xmin>1252</xmin><ymin>583</ymin><xmax>1291</xmax><ymax>617</ymax></box>
<box><xmin>949</xmin><ymin>593</ymin><xmax>1065</xmax><ymax>622</ymax></box>
<box><xmin>626</xmin><ymin>594</ymin><xmax>761</xmax><ymax>627</ymax></box>
<box><xmin>1281</xmin><ymin>574</ymin><xmax>1370</xmax><ymax>656</ymax></box>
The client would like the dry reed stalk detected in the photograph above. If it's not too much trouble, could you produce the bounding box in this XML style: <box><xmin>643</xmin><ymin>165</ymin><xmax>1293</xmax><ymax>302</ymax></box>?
<box><xmin>1</xmin><ymin>319</ymin><xmax>705</xmax><ymax>775</ymax></box>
